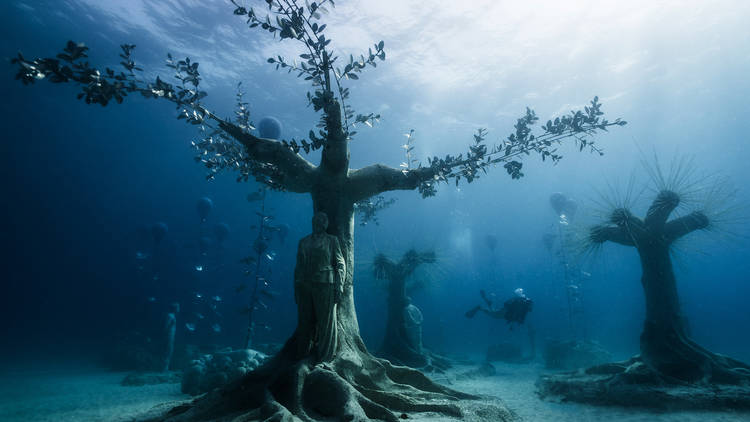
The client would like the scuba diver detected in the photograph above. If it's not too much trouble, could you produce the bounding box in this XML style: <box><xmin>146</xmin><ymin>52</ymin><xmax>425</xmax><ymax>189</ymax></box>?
<box><xmin>465</xmin><ymin>288</ymin><xmax>533</xmax><ymax>326</ymax></box>
<box><xmin>466</xmin><ymin>288</ymin><xmax>536</xmax><ymax>361</ymax></box>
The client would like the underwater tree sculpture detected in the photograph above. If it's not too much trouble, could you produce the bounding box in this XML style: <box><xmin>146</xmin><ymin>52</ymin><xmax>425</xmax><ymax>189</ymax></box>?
<box><xmin>373</xmin><ymin>249</ymin><xmax>450</xmax><ymax>371</ymax></box>
<box><xmin>13</xmin><ymin>2</ymin><xmax>626</xmax><ymax>420</ymax></box>
<box><xmin>538</xmin><ymin>163</ymin><xmax>750</xmax><ymax>408</ymax></box>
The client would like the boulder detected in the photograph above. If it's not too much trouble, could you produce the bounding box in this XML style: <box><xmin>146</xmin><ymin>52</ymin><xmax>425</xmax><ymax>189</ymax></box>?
<box><xmin>181</xmin><ymin>348</ymin><xmax>268</xmax><ymax>395</ymax></box>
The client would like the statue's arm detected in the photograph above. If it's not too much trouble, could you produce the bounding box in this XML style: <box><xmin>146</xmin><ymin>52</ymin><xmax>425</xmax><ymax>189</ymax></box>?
<box><xmin>331</xmin><ymin>237</ymin><xmax>346</xmax><ymax>285</ymax></box>
<box><xmin>219</xmin><ymin>120</ymin><xmax>318</xmax><ymax>193</ymax></box>
<box><xmin>589</xmin><ymin>225</ymin><xmax>636</xmax><ymax>246</ymax></box>
<box><xmin>346</xmin><ymin>164</ymin><xmax>435</xmax><ymax>202</ymax></box>
<box><xmin>664</xmin><ymin>211</ymin><xmax>709</xmax><ymax>242</ymax></box>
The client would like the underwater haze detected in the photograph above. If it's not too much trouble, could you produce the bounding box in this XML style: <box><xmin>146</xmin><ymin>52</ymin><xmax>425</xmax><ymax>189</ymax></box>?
<box><xmin>2</xmin><ymin>1</ymin><xmax>750</xmax><ymax>421</ymax></box>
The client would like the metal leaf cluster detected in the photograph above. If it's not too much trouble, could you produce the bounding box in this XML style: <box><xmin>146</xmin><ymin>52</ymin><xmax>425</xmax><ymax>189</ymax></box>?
<box><xmin>354</xmin><ymin>195</ymin><xmax>396</xmax><ymax>226</ymax></box>
<box><xmin>12</xmin><ymin>41</ymin><xmax>291</xmax><ymax>189</ymax></box>
<box><xmin>400</xmin><ymin>129</ymin><xmax>417</xmax><ymax>174</ymax></box>
<box><xmin>415</xmin><ymin>97</ymin><xmax>627</xmax><ymax>197</ymax></box>
<box><xmin>232</xmin><ymin>0</ymin><xmax>385</xmax><ymax>143</ymax></box>
<box><xmin>13</xmin><ymin>41</ymin><xmax>208</xmax><ymax>112</ymax></box>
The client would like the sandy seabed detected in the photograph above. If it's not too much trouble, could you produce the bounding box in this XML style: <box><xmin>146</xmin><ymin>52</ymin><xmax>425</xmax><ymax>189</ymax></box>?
<box><xmin>1</xmin><ymin>361</ymin><xmax>748</xmax><ymax>421</ymax></box>
<box><xmin>442</xmin><ymin>362</ymin><xmax>750</xmax><ymax>422</ymax></box>
<box><xmin>0</xmin><ymin>366</ymin><xmax>187</xmax><ymax>422</ymax></box>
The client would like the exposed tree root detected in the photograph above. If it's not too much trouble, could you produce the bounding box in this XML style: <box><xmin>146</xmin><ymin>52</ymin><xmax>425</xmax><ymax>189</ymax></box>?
<box><xmin>639</xmin><ymin>325</ymin><xmax>750</xmax><ymax>384</ymax></box>
<box><xmin>380</xmin><ymin>345</ymin><xmax>453</xmax><ymax>374</ymax></box>
<box><xmin>142</xmin><ymin>334</ymin><xmax>511</xmax><ymax>422</ymax></box>
<box><xmin>537</xmin><ymin>353</ymin><xmax>750</xmax><ymax>411</ymax></box>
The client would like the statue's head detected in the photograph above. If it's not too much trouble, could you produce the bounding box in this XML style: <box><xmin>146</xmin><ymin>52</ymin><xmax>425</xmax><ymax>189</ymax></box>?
<box><xmin>170</xmin><ymin>302</ymin><xmax>180</xmax><ymax>313</ymax></box>
<box><xmin>312</xmin><ymin>212</ymin><xmax>329</xmax><ymax>234</ymax></box>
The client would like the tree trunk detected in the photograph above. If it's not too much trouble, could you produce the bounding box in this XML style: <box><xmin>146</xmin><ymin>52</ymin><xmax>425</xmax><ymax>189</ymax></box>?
<box><xmin>637</xmin><ymin>242</ymin><xmax>698</xmax><ymax>380</ymax></box>
<box><xmin>150</xmin><ymin>178</ymin><xmax>481</xmax><ymax>421</ymax></box>
<box><xmin>637</xmin><ymin>242</ymin><xmax>749</xmax><ymax>383</ymax></box>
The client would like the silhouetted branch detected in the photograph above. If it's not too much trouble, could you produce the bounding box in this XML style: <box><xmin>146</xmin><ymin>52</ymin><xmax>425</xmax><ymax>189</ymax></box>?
<box><xmin>645</xmin><ymin>190</ymin><xmax>680</xmax><ymax>230</ymax></box>
<box><xmin>590</xmin><ymin>225</ymin><xmax>637</xmax><ymax>246</ymax></box>
<box><xmin>664</xmin><ymin>211</ymin><xmax>709</xmax><ymax>242</ymax></box>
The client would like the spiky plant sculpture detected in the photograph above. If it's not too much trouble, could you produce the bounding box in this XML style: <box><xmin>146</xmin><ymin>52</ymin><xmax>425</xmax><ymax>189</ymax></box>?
<box><xmin>538</xmin><ymin>158</ymin><xmax>750</xmax><ymax>409</ymax></box>
<box><xmin>373</xmin><ymin>249</ymin><xmax>450</xmax><ymax>371</ymax></box>
<box><xmin>13</xmin><ymin>2</ymin><xmax>625</xmax><ymax>420</ymax></box>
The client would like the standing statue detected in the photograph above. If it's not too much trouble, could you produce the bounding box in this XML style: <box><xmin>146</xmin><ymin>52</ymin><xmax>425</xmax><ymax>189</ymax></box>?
<box><xmin>294</xmin><ymin>212</ymin><xmax>346</xmax><ymax>362</ymax></box>
<box><xmin>403</xmin><ymin>297</ymin><xmax>424</xmax><ymax>354</ymax></box>
<box><xmin>162</xmin><ymin>302</ymin><xmax>180</xmax><ymax>372</ymax></box>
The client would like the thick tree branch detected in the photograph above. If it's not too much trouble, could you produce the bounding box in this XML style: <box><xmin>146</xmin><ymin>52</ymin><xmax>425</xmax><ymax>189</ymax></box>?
<box><xmin>664</xmin><ymin>211</ymin><xmax>709</xmax><ymax>243</ymax></box>
<box><xmin>590</xmin><ymin>225</ymin><xmax>637</xmax><ymax>246</ymax></box>
<box><xmin>645</xmin><ymin>190</ymin><xmax>679</xmax><ymax>231</ymax></box>
<box><xmin>218</xmin><ymin>119</ymin><xmax>317</xmax><ymax>193</ymax></box>
<box><xmin>397</xmin><ymin>250</ymin><xmax>436</xmax><ymax>280</ymax></box>
<box><xmin>346</xmin><ymin>164</ymin><xmax>435</xmax><ymax>202</ymax></box>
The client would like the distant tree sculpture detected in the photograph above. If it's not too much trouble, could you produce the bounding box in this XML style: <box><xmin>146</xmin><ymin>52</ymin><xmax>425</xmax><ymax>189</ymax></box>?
<box><xmin>13</xmin><ymin>1</ymin><xmax>625</xmax><ymax>420</ymax></box>
<box><xmin>373</xmin><ymin>249</ymin><xmax>450</xmax><ymax>370</ymax></box>
<box><xmin>539</xmin><ymin>161</ymin><xmax>750</xmax><ymax>408</ymax></box>
<box><xmin>591</xmin><ymin>194</ymin><xmax>749</xmax><ymax>381</ymax></box>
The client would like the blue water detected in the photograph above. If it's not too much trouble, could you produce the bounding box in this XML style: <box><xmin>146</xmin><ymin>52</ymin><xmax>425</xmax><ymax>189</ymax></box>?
<box><xmin>2</xmin><ymin>0</ymin><xmax>750</xmax><ymax>419</ymax></box>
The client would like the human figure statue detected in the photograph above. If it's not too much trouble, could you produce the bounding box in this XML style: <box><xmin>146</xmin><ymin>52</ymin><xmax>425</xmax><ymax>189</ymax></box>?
<box><xmin>402</xmin><ymin>297</ymin><xmax>424</xmax><ymax>354</ymax></box>
<box><xmin>162</xmin><ymin>302</ymin><xmax>179</xmax><ymax>372</ymax></box>
<box><xmin>294</xmin><ymin>212</ymin><xmax>346</xmax><ymax>362</ymax></box>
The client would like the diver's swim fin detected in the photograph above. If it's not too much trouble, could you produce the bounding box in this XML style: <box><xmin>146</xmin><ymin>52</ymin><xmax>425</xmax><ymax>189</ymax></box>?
<box><xmin>465</xmin><ymin>306</ymin><xmax>480</xmax><ymax>319</ymax></box>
